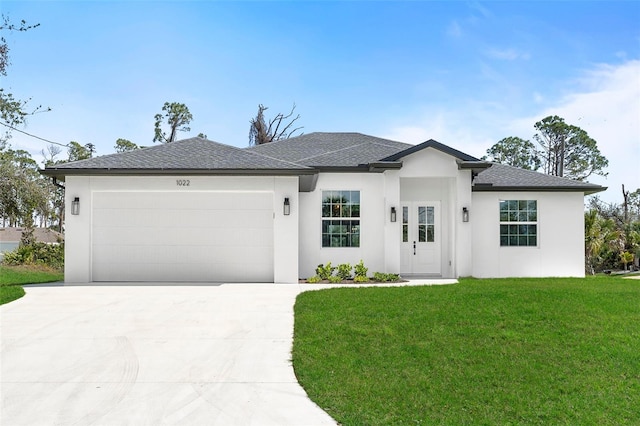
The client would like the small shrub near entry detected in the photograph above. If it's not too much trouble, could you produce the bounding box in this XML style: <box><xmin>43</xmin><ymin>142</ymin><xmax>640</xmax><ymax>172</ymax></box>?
<box><xmin>328</xmin><ymin>275</ymin><xmax>343</xmax><ymax>283</ymax></box>
<box><xmin>354</xmin><ymin>260</ymin><xmax>368</xmax><ymax>279</ymax></box>
<box><xmin>336</xmin><ymin>263</ymin><xmax>352</xmax><ymax>280</ymax></box>
<box><xmin>315</xmin><ymin>262</ymin><xmax>335</xmax><ymax>280</ymax></box>
<box><xmin>306</xmin><ymin>275</ymin><xmax>322</xmax><ymax>283</ymax></box>
<box><xmin>373</xmin><ymin>272</ymin><xmax>401</xmax><ymax>282</ymax></box>
<box><xmin>353</xmin><ymin>275</ymin><xmax>369</xmax><ymax>283</ymax></box>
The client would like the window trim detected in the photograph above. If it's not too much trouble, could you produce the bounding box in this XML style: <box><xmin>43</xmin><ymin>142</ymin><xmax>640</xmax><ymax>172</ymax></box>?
<box><xmin>321</xmin><ymin>190</ymin><xmax>361</xmax><ymax>248</ymax></box>
<box><xmin>499</xmin><ymin>199</ymin><xmax>538</xmax><ymax>247</ymax></box>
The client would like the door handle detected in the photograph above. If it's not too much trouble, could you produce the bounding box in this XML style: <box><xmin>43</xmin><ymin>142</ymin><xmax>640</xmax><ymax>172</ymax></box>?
<box><xmin>413</xmin><ymin>241</ymin><xmax>416</xmax><ymax>255</ymax></box>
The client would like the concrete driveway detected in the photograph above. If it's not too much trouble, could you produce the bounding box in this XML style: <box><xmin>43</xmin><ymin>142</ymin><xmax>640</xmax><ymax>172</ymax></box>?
<box><xmin>0</xmin><ymin>283</ymin><xmax>338</xmax><ymax>425</ymax></box>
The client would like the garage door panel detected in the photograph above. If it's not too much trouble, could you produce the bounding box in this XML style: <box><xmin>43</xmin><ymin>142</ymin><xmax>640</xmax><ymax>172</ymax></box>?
<box><xmin>92</xmin><ymin>191</ymin><xmax>274</xmax><ymax>282</ymax></box>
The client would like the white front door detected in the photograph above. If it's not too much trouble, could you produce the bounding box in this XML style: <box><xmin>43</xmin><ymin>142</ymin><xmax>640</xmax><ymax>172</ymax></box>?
<box><xmin>400</xmin><ymin>201</ymin><xmax>441</xmax><ymax>275</ymax></box>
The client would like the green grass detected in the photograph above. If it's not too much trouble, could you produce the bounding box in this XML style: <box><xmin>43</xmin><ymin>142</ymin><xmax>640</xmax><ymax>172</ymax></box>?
<box><xmin>0</xmin><ymin>265</ymin><xmax>63</xmax><ymax>305</ymax></box>
<box><xmin>292</xmin><ymin>277</ymin><xmax>640</xmax><ymax>425</ymax></box>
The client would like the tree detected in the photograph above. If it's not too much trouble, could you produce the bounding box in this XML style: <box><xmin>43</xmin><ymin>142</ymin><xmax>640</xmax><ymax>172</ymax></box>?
<box><xmin>67</xmin><ymin>141</ymin><xmax>95</xmax><ymax>162</ymax></box>
<box><xmin>114</xmin><ymin>138</ymin><xmax>139</xmax><ymax>153</ymax></box>
<box><xmin>483</xmin><ymin>136</ymin><xmax>541</xmax><ymax>170</ymax></box>
<box><xmin>0</xmin><ymin>16</ymin><xmax>48</xmax><ymax>144</ymax></box>
<box><xmin>153</xmin><ymin>102</ymin><xmax>193</xmax><ymax>143</ymax></box>
<box><xmin>533</xmin><ymin>115</ymin><xmax>608</xmax><ymax>181</ymax></box>
<box><xmin>249</xmin><ymin>103</ymin><xmax>303</xmax><ymax>145</ymax></box>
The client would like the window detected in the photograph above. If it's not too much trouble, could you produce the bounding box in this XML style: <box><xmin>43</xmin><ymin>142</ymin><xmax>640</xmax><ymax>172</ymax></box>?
<box><xmin>499</xmin><ymin>200</ymin><xmax>537</xmax><ymax>247</ymax></box>
<box><xmin>322</xmin><ymin>190</ymin><xmax>360</xmax><ymax>247</ymax></box>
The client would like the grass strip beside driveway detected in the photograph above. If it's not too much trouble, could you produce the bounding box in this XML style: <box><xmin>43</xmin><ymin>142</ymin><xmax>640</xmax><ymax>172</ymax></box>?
<box><xmin>0</xmin><ymin>266</ymin><xmax>63</xmax><ymax>305</ymax></box>
<box><xmin>292</xmin><ymin>277</ymin><xmax>640</xmax><ymax>425</ymax></box>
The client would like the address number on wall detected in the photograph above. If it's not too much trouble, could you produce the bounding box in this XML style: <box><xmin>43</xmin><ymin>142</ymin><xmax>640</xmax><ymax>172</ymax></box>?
<box><xmin>176</xmin><ymin>179</ymin><xmax>190</xmax><ymax>186</ymax></box>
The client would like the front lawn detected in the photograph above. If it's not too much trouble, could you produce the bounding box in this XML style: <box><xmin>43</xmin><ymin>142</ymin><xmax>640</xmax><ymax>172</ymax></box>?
<box><xmin>0</xmin><ymin>265</ymin><xmax>63</xmax><ymax>305</ymax></box>
<box><xmin>292</xmin><ymin>277</ymin><xmax>640</xmax><ymax>425</ymax></box>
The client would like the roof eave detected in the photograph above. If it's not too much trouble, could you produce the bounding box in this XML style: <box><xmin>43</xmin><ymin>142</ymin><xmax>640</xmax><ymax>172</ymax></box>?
<box><xmin>472</xmin><ymin>184</ymin><xmax>607</xmax><ymax>195</ymax></box>
<box><xmin>40</xmin><ymin>168</ymin><xmax>317</xmax><ymax>180</ymax></box>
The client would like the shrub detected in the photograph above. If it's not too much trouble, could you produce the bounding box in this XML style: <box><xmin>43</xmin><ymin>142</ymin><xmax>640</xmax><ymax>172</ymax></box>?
<box><xmin>353</xmin><ymin>275</ymin><xmax>369</xmax><ymax>283</ymax></box>
<box><xmin>315</xmin><ymin>262</ymin><xmax>335</xmax><ymax>280</ymax></box>
<box><xmin>354</xmin><ymin>260</ymin><xmax>368</xmax><ymax>278</ymax></box>
<box><xmin>328</xmin><ymin>275</ymin><xmax>343</xmax><ymax>283</ymax></box>
<box><xmin>373</xmin><ymin>272</ymin><xmax>401</xmax><ymax>282</ymax></box>
<box><xmin>307</xmin><ymin>275</ymin><xmax>321</xmax><ymax>283</ymax></box>
<box><xmin>336</xmin><ymin>263</ymin><xmax>352</xmax><ymax>280</ymax></box>
<box><xmin>2</xmin><ymin>242</ymin><xmax>64</xmax><ymax>270</ymax></box>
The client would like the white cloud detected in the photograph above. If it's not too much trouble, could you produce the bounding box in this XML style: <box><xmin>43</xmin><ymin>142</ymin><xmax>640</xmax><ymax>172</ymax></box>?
<box><xmin>507</xmin><ymin>60</ymin><xmax>640</xmax><ymax>202</ymax></box>
<box><xmin>383</xmin><ymin>60</ymin><xmax>640</xmax><ymax>204</ymax></box>
<box><xmin>485</xmin><ymin>48</ymin><xmax>531</xmax><ymax>61</ymax></box>
<box><xmin>447</xmin><ymin>20</ymin><xmax>463</xmax><ymax>38</ymax></box>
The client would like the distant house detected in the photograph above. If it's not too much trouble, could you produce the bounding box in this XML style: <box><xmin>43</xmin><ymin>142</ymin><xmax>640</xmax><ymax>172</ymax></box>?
<box><xmin>0</xmin><ymin>227</ymin><xmax>64</xmax><ymax>258</ymax></box>
<box><xmin>41</xmin><ymin>133</ymin><xmax>605</xmax><ymax>283</ymax></box>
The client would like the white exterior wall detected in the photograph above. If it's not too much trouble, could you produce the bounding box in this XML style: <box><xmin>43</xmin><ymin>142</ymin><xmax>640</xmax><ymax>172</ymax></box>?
<box><xmin>397</xmin><ymin>148</ymin><xmax>473</xmax><ymax>278</ymax></box>
<box><xmin>471</xmin><ymin>191</ymin><xmax>585</xmax><ymax>278</ymax></box>
<box><xmin>64</xmin><ymin>175</ymin><xmax>299</xmax><ymax>283</ymax></box>
<box><xmin>299</xmin><ymin>173</ymin><xmax>390</xmax><ymax>279</ymax></box>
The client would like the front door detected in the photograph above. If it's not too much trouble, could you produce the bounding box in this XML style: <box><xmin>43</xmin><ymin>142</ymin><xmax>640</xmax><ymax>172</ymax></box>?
<box><xmin>400</xmin><ymin>201</ymin><xmax>441</xmax><ymax>275</ymax></box>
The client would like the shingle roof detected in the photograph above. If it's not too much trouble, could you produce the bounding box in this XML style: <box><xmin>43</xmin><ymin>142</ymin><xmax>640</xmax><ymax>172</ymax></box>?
<box><xmin>0</xmin><ymin>227</ymin><xmax>64</xmax><ymax>243</ymax></box>
<box><xmin>474</xmin><ymin>163</ymin><xmax>605</xmax><ymax>194</ymax></box>
<box><xmin>247</xmin><ymin>132</ymin><xmax>411</xmax><ymax>167</ymax></box>
<box><xmin>40</xmin><ymin>133</ymin><xmax>606</xmax><ymax>194</ymax></box>
<box><xmin>44</xmin><ymin>137</ymin><xmax>311</xmax><ymax>174</ymax></box>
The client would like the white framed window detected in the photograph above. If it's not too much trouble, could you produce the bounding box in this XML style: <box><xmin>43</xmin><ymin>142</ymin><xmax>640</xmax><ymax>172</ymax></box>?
<box><xmin>499</xmin><ymin>200</ymin><xmax>537</xmax><ymax>247</ymax></box>
<box><xmin>321</xmin><ymin>190</ymin><xmax>360</xmax><ymax>247</ymax></box>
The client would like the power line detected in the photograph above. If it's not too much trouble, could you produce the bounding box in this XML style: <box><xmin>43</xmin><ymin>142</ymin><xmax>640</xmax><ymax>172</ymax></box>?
<box><xmin>0</xmin><ymin>121</ymin><xmax>69</xmax><ymax>148</ymax></box>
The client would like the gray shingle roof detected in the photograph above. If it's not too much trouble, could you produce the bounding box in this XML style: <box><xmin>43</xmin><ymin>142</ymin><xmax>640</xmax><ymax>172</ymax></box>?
<box><xmin>40</xmin><ymin>132</ymin><xmax>606</xmax><ymax>194</ymax></box>
<box><xmin>474</xmin><ymin>163</ymin><xmax>605</xmax><ymax>194</ymax></box>
<box><xmin>45</xmin><ymin>137</ymin><xmax>310</xmax><ymax>173</ymax></box>
<box><xmin>247</xmin><ymin>132</ymin><xmax>411</xmax><ymax>167</ymax></box>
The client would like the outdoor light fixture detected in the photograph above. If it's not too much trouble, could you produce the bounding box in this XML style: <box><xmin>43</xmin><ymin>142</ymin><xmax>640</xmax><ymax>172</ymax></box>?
<box><xmin>283</xmin><ymin>197</ymin><xmax>290</xmax><ymax>216</ymax></box>
<box><xmin>390</xmin><ymin>206</ymin><xmax>397</xmax><ymax>222</ymax></box>
<box><xmin>462</xmin><ymin>207</ymin><xmax>469</xmax><ymax>222</ymax></box>
<box><xmin>71</xmin><ymin>197</ymin><xmax>80</xmax><ymax>216</ymax></box>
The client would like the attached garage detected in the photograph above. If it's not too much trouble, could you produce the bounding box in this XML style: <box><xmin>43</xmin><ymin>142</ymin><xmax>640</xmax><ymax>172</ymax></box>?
<box><xmin>91</xmin><ymin>191</ymin><xmax>274</xmax><ymax>282</ymax></box>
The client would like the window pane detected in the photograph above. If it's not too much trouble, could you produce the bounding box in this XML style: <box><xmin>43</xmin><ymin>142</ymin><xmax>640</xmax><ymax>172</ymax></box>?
<box><xmin>351</xmin><ymin>204</ymin><xmax>360</xmax><ymax>218</ymax></box>
<box><xmin>500</xmin><ymin>201</ymin><xmax>508</xmax><ymax>212</ymax></box>
<box><xmin>322</xmin><ymin>204</ymin><xmax>330</xmax><ymax>218</ymax></box>
<box><xmin>500</xmin><ymin>236</ymin><xmax>509</xmax><ymax>246</ymax></box>
<box><xmin>427</xmin><ymin>225</ymin><xmax>435</xmax><ymax>242</ymax></box>
<box><xmin>528</xmin><ymin>200</ymin><xmax>537</xmax><ymax>210</ymax></box>
<box><xmin>528</xmin><ymin>236</ymin><xmax>537</xmax><ymax>246</ymax></box>
<box><xmin>500</xmin><ymin>212</ymin><xmax>509</xmax><ymax>221</ymax></box>
<box><xmin>341</xmin><ymin>204</ymin><xmax>351</xmax><ymax>217</ymax></box>
<box><xmin>427</xmin><ymin>206</ymin><xmax>434</xmax><ymax>224</ymax></box>
<box><xmin>402</xmin><ymin>206</ymin><xmax>408</xmax><ymax>223</ymax></box>
<box><xmin>351</xmin><ymin>234</ymin><xmax>360</xmax><ymax>247</ymax></box>
<box><xmin>509</xmin><ymin>236</ymin><xmax>518</xmax><ymax>245</ymax></box>
<box><xmin>402</xmin><ymin>225</ymin><xmax>408</xmax><ymax>242</ymax></box>
<box><xmin>419</xmin><ymin>225</ymin><xmax>426</xmax><ymax>242</ymax></box>
<box><xmin>322</xmin><ymin>234</ymin><xmax>330</xmax><ymax>247</ymax></box>
<box><xmin>418</xmin><ymin>207</ymin><xmax>426</xmax><ymax>224</ymax></box>
<box><xmin>350</xmin><ymin>191</ymin><xmax>360</xmax><ymax>203</ymax></box>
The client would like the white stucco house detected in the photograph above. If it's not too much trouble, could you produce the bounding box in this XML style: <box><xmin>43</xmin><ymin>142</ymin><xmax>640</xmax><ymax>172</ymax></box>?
<box><xmin>41</xmin><ymin>133</ymin><xmax>605</xmax><ymax>283</ymax></box>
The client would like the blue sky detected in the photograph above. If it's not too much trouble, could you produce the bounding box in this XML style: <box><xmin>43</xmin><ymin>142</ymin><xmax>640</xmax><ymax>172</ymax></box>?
<box><xmin>2</xmin><ymin>1</ymin><xmax>639</xmax><ymax>203</ymax></box>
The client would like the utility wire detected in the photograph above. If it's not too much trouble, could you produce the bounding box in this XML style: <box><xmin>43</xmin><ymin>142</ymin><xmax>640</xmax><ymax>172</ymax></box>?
<box><xmin>0</xmin><ymin>121</ymin><xmax>69</xmax><ymax>148</ymax></box>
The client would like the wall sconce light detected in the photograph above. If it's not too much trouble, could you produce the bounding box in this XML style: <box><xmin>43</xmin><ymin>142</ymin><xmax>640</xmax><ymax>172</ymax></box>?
<box><xmin>462</xmin><ymin>207</ymin><xmax>469</xmax><ymax>222</ymax></box>
<box><xmin>71</xmin><ymin>197</ymin><xmax>80</xmax><ymax>215</ymax></box>
<box><xmin>283</xmin><ymin>197</ymin><xmax>290</xmax><ymax>216</ymax></box>
<box><xmin>390</xmin><ymin>206</ymin><xmax>397</xmax><ymax>222</ymax></box>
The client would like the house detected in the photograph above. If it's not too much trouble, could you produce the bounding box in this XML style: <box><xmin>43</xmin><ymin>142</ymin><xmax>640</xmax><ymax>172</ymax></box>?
<box><xmin>0</xmin><ymin>227</ymin><xmax>64</xmax><ymax>258</ymax></box>
<box><xmin>41</xmin><ymin>133</ymin><xmax>605</xmax><ymax>283</ymax></box>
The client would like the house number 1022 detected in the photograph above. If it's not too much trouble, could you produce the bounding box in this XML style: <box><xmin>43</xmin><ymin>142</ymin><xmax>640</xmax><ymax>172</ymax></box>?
<box><xmin>176</xmin><ymin>179</ymin><xmax>190</xmax><ymax>186</ymax></box>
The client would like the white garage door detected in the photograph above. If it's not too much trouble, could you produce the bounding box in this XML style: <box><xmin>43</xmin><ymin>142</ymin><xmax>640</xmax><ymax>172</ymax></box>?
<box><xmin>92</xmin><ymin>191</ymin><xmax>274</xmax><ymax>282</ymax></box>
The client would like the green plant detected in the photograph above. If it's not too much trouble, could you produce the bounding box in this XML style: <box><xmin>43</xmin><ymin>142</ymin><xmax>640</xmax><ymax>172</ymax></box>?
<box><xmin>2</xmin><ymin>242</ymin><xmax>64</xmax><ymax>270</ymax></box>
<box><xmin>354</xmin><ymin>260</ymin><xmax>368</xmax><ymax>278</ymax></box>
<box><xmin>315</xmin><ymin>262</ymin><xmax>335</xmax><ymax>280</ymax></box>
<box><xmin>328</xmin><ymin>275</ymin><xmax>343</xmax><ymax>283</ymax></box>
<box><xmin>353</xmin><ymin>275</ymin><xmax>369</xmax><ymax>283</ymax></box>
<box><xmin>336</xmin><ymin>263</ymin><xmax>352</xmax><ymax>280</ymax></box>
<box><xmin>373</xmin><ymin>272</ymin><xmax>400</xmax><ymax>282</ymax></box>
<box><xmin>306</xmin><ymin>275</ymin><xmax>321</xmax><ymax>283</ymax></box>
<box><xmin>620</xmin><ymin>251</ymin><xmax>634</xmax><ymax>271</ymax></box>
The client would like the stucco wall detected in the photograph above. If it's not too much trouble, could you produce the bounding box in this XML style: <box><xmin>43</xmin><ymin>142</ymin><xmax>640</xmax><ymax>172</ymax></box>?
<box><xmin>298</xmin><ymin>173</ymin><xmax>390</xmax><ymax>279</ymax></box>
<box><xmin>471</xmin><ymin>191</ymin><xmax>586</xmax><ymax>278</ymax></box>
<box><xmin>64</xmin><ymin>175</ymin><xmax>299</xmax><ymax>283</ymax></box>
